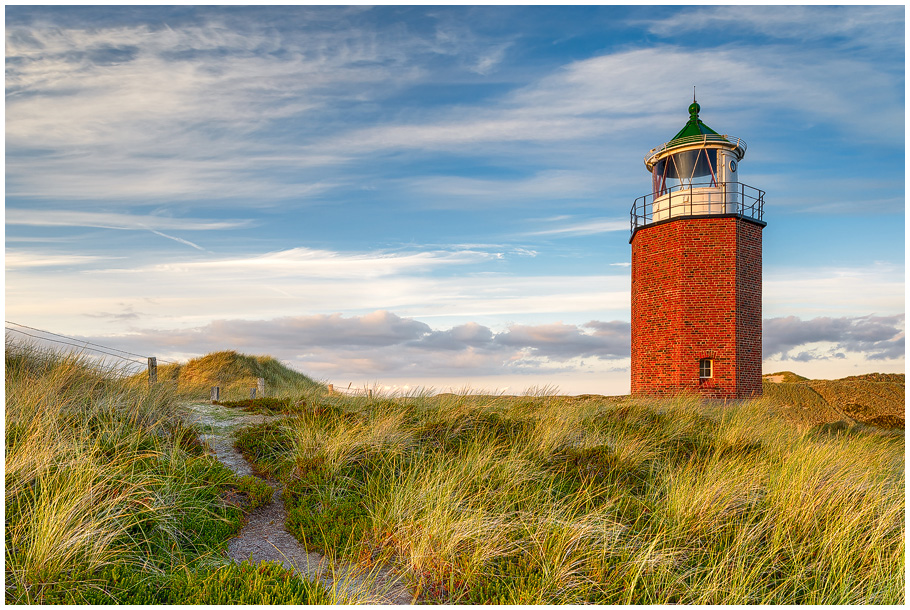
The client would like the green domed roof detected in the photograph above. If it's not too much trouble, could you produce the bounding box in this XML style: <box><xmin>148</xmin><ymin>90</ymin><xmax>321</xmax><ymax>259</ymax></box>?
<box><xmin>643</xmin><ymin>99</ymin><xmax>747</xmax><ymax>170</ymax></box>
<box><xmin>669</xmin><ymin>101</ymin><xmax>726</xmax><ymax>143</ymax></box>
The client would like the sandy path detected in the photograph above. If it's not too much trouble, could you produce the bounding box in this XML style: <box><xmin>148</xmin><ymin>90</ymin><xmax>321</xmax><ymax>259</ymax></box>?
<box><xmin>181</xmin><ymin>402</ymin><xmax>413</xmax><ymax>604</ymax></box>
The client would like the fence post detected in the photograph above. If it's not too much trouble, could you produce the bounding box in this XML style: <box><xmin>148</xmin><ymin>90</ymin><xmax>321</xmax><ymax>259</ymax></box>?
<box><xmin>147</xmin><ymin>357</ymin><xmax>157</xmax><ymax>385</ymax></box>
<box><xmin>327</xmin><ymin>384</ymin><xmax>334</xmax><ymax>394</ymax></box>
<box><xmin>257</xmin><ymin>377</ymin><xmax>265</xmax><ymax>398</ymax></box>
<box><xmin>211</xmin><ymin>386</ymin><xmax>220</xmax><ymax>403</ymax></box>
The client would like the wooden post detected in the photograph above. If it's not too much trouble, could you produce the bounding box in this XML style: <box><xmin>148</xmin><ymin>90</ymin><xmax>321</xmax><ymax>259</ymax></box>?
<box><xmin>368</xmin><ymin>389</ymin><xmax>373</xmax><ymax>399</ymax></box>
<box><xmin>327</xmin><ymin>384</ymin><xmax>334</xmax><ymax>394</ymax></box>
<box><xmin>257</xmin><ymin>377</ymin><xmax>266</xmax><ymax>397</ymax></box>
<box><xmin>211</xmin><ymin>386</ymin><xmax>220</xmax><ymax>403</ymax></box>
<box><xmin>147</xmin><ymin>357</ymin><xmax>157</xmax><ymax>385</ymax></box>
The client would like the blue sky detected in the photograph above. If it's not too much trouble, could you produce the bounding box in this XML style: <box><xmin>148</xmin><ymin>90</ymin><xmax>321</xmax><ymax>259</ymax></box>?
<box><xmin>5</xmin><ymin>5</ymin><xmax>905</xmax><ymax>394</ymax></box>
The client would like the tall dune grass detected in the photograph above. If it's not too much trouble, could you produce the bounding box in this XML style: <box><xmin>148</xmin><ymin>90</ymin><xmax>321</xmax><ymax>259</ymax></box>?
<box><xmin>5</xmin><ymin>340</ymin><xmax>329</xmax><ymax>604</ymax></box>
<box><xmin>235</xmin><ymin>390</ymin><xmax>904</xmax><ymax>604</ymax></box>
<box><xmin>152</xmin><ymin>350</ymin><xmax>325</xmax><ymax>401</ymax></box>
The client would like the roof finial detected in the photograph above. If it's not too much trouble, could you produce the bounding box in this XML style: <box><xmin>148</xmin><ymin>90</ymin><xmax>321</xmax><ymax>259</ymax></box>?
<box><xmin>688</xmin><ymin>89</ymin><xmax>700</xmax><ymax>123</ymax></box>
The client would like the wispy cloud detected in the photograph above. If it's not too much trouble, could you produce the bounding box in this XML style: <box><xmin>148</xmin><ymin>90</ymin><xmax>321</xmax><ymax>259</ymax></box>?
<box><xmin>646</xmin><ymin>5</ymin><xmax>903</xmax><ymax>51</ymax></box>
<box><xmin>8</xmin><ymin>13</ymin><xmax>901</xmax><ymax>205</ymax></box>
<box><xmin>5</xmin><ymin>252</ymin><xmax>112</xmax><ymax>269</ymax></box>
<box><xmin>315</xmin><ymin>43</ymin><xmax>902</xmax><ymax>160</ymax></box>
<box><xmin>764</xmin><ymin>264</ymin><xmax>905</xmax><ymax>318</ymax></box>
<box><xmin>148</xmin><ymin>246</ymin><xmax>498</xmax><ymax>278</ymax></box>
<box><xmin>525</xmin><ymin>217</ymin><xmax>628</xmax><ymax>237</ymax></box>
<box><xmin>5</xmin><ymin>209</ymin><xmax>253</xmax><ymax>231</ymax></box>
<box><xmin>147</xmin><ymin>229</ymin><xmax>209</xmax><ymax>252</ymax></box>
<box><xmin>5</xmin><ymin>18</ymin><xmax>426</xmax><ymax>201</ymax></box>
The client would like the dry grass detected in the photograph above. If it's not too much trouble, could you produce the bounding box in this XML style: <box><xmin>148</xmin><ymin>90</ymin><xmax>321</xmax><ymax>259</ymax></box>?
<box><xmin>246</xmin><ymin>390</ymin><xmax>905</xmax><ymax>603</ymax></box>
<box><xmin>151</xmin><ymin>350</ymin><xmax>325</xmax><ymax>401</ymax></box>
<box><xmin>5</xmin><ymin>340</ymin><xmax>334</xmax><ymax>604</ymax></box>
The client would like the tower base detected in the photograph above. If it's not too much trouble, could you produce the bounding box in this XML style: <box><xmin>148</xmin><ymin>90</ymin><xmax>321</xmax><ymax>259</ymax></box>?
<box><xmin>630</xmin><ymin>216</ymin><xmax>763</xmax><ymax>400</ymax></box>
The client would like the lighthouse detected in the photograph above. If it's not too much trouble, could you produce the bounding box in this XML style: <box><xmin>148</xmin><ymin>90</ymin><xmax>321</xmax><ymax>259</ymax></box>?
<box><xmin>629</xmin><ymin>100</ymin><xmax>765</xmax><ymax>399</ymax></box>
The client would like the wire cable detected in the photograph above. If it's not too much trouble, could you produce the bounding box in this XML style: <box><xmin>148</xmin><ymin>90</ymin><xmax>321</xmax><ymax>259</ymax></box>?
<box><xmin>4</xmin><ymin>321</ymin><xmax>179</xmax><ymax>365</ymax></box>
<box><xmin>5</xmin><ymin>321</ymin><xmax>150</xmax><ymax>359</ymax></box>
<box><xmin>6</xmin><ymin>327</ymin><xmax>148</xmax><ymax>367</ymax></box>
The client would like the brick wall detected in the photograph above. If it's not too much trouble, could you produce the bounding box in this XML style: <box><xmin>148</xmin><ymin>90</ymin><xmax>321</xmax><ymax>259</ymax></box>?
<box><xmin>630</xmin><ymin>216</ymin><xmax>763</xmax><ymax>399</ymax></box>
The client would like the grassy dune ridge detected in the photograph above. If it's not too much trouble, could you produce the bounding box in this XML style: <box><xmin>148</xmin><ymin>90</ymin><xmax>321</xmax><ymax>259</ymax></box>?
<box><xmin>149</xmin><ymin>350</ymin><xmax>325</xmax><ymax>401</ymax></box>
<box><xmin>763</xmin><ymin>370</ymin><xmax>905</xmax><ymax>429</ymax></box>
<box><xmin>236</xmin><ymin>390</ymin><xmax>904</xmax><ymax>604</ymax></box>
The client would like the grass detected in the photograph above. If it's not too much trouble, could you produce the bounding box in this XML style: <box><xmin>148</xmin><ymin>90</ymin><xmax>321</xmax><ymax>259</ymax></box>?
<box><xmin>4</xmin><ymin>340</ymin><xmax>333</xmax><ymax>604</ymax></box>
<box><xmin>150</xmin><ymin>350</ymin><xmax>325</xmax><ymax>401</ymax></box>
<box><xmin>233</xmin><ymin>390</ymin><xmax>904</xmax><ymax>604</ymax></box>
<box><xmin>9</xmin><ymin>341</ymin><xmax>904</xmax><ymax>604</ymax></box>
<box><xmin>763</xmin><ymin>375</ymin><xmax>905</xmax><ymax>430</ymax></box>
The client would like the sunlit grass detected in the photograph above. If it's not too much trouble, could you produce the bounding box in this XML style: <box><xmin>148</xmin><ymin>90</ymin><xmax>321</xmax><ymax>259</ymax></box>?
<box><xmin>234</xmin><ymin>389</ymin><xmax>904</xmax><ymax>604</ymax></box>
<box><xmin>10</xmin><ymin>339</ymin><xmax>902</xmax><ymax>604</ymax></box>
<box><xmin>150</xmin><ymin>350</ymin><xmax>325</xmax><ymax>401</ymax></box>
<box><xmin>4</xmin><ymin>340</ymin><xmax>333</xmax><ymax>604</ymax></box>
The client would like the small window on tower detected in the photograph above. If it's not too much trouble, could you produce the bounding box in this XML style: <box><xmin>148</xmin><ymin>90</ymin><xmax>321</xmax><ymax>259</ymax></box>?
<box><xmin>699</xmin><ymin>358</ymin><xmax>713</xmax><ymax>379</ymax></box>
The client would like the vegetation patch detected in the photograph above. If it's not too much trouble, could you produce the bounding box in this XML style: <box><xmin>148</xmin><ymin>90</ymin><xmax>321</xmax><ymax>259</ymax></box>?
<box><xmin>145</xmin><ymin>350</ymin><xmax>325</xmax><ymax>401</ymax></box>
<box><xmin>30</xmin><ymin>561</ymin><xmax>331</xmax><ymax>604</ymax></box>
<box><xmin>763</xmin><ymin>376</ymin><xmax>905</xmax><ymax>429</ymax></box>
<box><xmin>9</xmin><ymin>343</ymin><xmax>904</xmax><ymax>604</ymax></box>
<box><xmin>216</xmin><ymin>396</ymin><xmax>295</xmax><ymax>414</ymax></box>
<box><xmin>5</xmin><ymin>341</ymin><xmax>328</xmax><ymax>604</ymax></box>
<box><xmin>233</xmin><ymin>390</ymin><xmax>904</xmax><ymax>604</ymax></box>
<box><xmin>234</xmin><ymin>420</ymin><xmax>297</xmax><ymax>479</ymax></box>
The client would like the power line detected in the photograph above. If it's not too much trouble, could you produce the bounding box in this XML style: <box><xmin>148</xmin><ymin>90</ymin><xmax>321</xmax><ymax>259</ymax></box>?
<box><xmin>5</xmin><ymin>327</ymin><xmax>147</xmax><ymax>367</ymax></box>
<box><xmin>4</xmin><ymin>321</ymin><xmax>178</xmax><ymax>366</ymax></box>
<box><xmin>5</xmin><ymin>321</ymin><xmax>150</xmax><ymax>360</ymax></box>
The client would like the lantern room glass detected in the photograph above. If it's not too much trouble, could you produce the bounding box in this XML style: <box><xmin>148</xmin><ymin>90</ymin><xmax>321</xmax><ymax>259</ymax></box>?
<box><xmin>652</xmin><ymin>148</ymin><xmax>719</xmax><ymax>196</ymax></box>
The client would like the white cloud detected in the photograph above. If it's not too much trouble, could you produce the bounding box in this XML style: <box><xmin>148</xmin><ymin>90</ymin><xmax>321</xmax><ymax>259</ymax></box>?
<box><xmin>764</xmin><ymin>314</ymin><xmax>904</xmax><ymax>360</ymax></box>
<box><xmin>40</xmin><ymin>309</ymin><xmax>903</xmax><ymax>396</ymax></box>
<box><xmin>4</xmin><ymin>252</ymin><xmax>111</xmax><ymax>269</ymax></box>
<box><xmin>5</xmin><ymin>19</ymin><xmax>425</xmax><ymax>201</ymax></box>
<box><xmin>525</xmin><ymin>217</ymin><xmax>628</xmax><ymax>237</ymax></box>
<box><xmin>5</xmin><ymin>242</ymin><xmax>632</xmax><ymax>339</ymax></box>
<box><xmin>764</xmin><ymin>264</ymin><xmax>905</xmax><ymax>318</ymax></box>
<box><xmin>5</xmin><ymin>209</ymin><xmax>254</xmax><ymax>231</ymax></box>
<box><xmin>646</xmin><ymin>5</ymin><xmax>903</xmax><ymax>49</ymax></box>
<box><xmin>77</xmin><ymin>311</ymin><xmax>632</xmax><ymax>380</ymax></box>
<box><xmin>315</xmin><ymin>43</ymin><xmax>902</xmax><ymax>160</ymax></box>
<box><xmin>6</xmin><ymin>12</ymin><xmax>901</xmax><ymax>206</ymax></box>
<box><xmin>148</xmin><ymin>247</ymin><xmax>498</xmax><ymax>279</ymax></box>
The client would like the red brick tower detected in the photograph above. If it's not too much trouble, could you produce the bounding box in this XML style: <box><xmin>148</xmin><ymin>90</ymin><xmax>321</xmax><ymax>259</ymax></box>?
<box><xmin>630</xmin><ymin>101</ymin><xmax>765</xmax><ymax>399</ymax></box>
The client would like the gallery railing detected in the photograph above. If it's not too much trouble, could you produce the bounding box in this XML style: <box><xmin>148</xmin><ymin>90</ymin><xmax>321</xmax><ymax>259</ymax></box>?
<box><xmin>630</xmin><ymin>181</ymin><xmax>765</xmax><ymax>237</ymax></box>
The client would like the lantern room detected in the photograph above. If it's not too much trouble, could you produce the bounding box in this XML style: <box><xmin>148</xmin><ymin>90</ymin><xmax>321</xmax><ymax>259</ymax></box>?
<box><xmin>631</xmin><ymin>101</ymin><xmax>763</xmax><ymax>233</ymax></box>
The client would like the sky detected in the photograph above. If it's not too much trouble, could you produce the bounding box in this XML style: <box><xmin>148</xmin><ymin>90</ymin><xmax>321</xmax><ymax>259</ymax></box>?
<box><xmin>4</xmin><ymin>5</ymin><xmax>906</xmax><ymax>395</ymax></box>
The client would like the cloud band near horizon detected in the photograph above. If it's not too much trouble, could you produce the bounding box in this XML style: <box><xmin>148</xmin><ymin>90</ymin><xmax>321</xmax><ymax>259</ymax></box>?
<box><xmin>19</xmin><ymin>310</ymin><xmax>901</xmax><ymax>380</ymax></box>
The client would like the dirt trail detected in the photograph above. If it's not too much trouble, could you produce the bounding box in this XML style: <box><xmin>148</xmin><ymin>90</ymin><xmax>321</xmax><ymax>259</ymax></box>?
<box><xmin>180</xmin><ymin>401</ymin><xmax>413</xmax><ymax>604</ymax></box>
